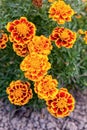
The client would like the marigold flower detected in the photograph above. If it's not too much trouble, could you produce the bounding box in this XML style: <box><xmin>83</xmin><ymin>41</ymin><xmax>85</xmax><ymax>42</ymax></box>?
<box><xmin>9</xmin><ymin>35</ymin><xmax>15</xmax><ymax>43</ymax></box>
<box><xmin>0</xmin><ymin>31</ymin><xmax>8</xmax><ymax>49</ymax></box>
<box><xmin>78</xmin><ymin>29</ymin><xmax>85</xmax><ymax>35</ymax></box>
<box><xmin>49</xmin><ymin>1</ymin><xmax>75</xmax><ymax>24</ymax></box>
<box><xmin>48</xmin><ymin>0</ymin><xmax>55</xmax><ymax>2</ymax></box>
<box><xmin>28</xmin><ymin>35</ymin><xmax>52</xmax><ymax>55</ymax></box>
<box><xmin>75</xmin><ymin>14</ymin><xmax>82</xmax><ymax>19</ymax></box>
<box><xmin>46</xmin><ymin>88</ymin><xmax>75</xmax><ymax>118</ymax></box>
<box><xmin>34</xmin><ymin>75</ymin><xmax>58</xmax><ymax>100</ymax></box>
<box><xmin>20</xmin><ymin>53</ymin><xmax>51</xmax><ymax>81</ymax></box>
<box><xmin>82</xmin><ymin>0</ymin><xmax>87</xmax><ymax>2</ymax></box>
<box><xmin>9</xmin><ymin>35</ymin><xmax>29</xmax><ymax>57</ymax></box>
<box><xmin>13</xmin><ymin>41</ymin><xmax>29</xmax><ymax>57</ymax></box>
<box><xmin>84</xmin><ymin>31</ymin><xmax>87</xmax><ymax>44</ymax></box>
<box><xmin>6</xmin><ymin>17</ymin><xmax>36</xmax><ymax>44</ymax></box>
<box><xmin>6</xmin><ymin>80</ymin><xmax>33</xmax><ymax>106</ymax></box>
<box><xmin>50</xmin><ymin>27</ymin><xmax>76</xmax><ymax>48</ymax></box>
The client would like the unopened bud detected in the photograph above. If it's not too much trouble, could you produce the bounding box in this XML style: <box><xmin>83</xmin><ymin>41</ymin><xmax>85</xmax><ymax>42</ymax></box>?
<box><xmin>32</xmin><ymin>0</ymin><xmax>43</xmax><ymax>8</ymax></box>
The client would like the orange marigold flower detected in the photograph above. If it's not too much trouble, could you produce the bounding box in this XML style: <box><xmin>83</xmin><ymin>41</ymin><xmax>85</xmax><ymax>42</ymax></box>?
<box><xmin>13</xmin><ymin>41</ymin><xmax>29</xmax><ymax>57</ymax></box>
<box><xmin>6</xmin><ymin>80</ymin><xmax>33</xmax><ymax>106</ymax></box>
<box><xmin>46</xmin><ymin>88</ymin><xmax>75</xmax><ymax>118</ymax></box>
<box><xmin>49</xmin><ymin>1</ymin><xmax>75</xmax><ymax>24</ymax></box>
<box><xmin>6</xmin><ymin>17</ymin><xmax>36</xmax><ymax>44</ymax></box>
<box><xmin>34</xmin><ymin>75</ymin><xmax>58</xmax><ymax>100</ymax></box>
<box><xmin>75</xmin><ymin>14</ymin><xmax>82</xmax><ymax>19</ymax></box>
<box><xmin>50</xmin><ymin>27</ymin><xmax>76</xmax><ymax>48</ymax></box>
<box><xmin>0</xmin><ymin>31</ymin><xmax>8</xmax><ymax>49</ymax></box>
<box><xmin>20</xmin><ymin>53</ymin><xmax>51</xmax><ymax>81</ymax></box>
<box><xmin>84</xmin><ymin>31</ymin><xmax>87</xmax><ymax>44</ymax></box>
<box><xmin>82</xmin><ymin>0</ymin><xmax>87</xmax><ymax>2</ymax></box>
<box><xmin>48</xmin><ymin>0</ymin><xmax>55</xmax><ymax>2</ymax></box>
<box><xmin>9</xmin><ymin>34</ymin><xmax>29</xmax><ymax>57</ymax></box>
<box><xmin>28</xmin><ymin>35</ymin><xmax>52</xmax><ymax>55</ymax></box>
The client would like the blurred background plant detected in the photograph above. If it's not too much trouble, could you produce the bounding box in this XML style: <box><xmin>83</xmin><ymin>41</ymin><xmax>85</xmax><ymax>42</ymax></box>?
<box><xmin>0</xmin><ymin>0</ymin><xmax>87</xmax><ymax>110</ymax></box>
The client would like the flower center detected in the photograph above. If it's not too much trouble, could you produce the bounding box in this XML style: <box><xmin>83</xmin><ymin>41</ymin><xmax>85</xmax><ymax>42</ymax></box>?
<box><xmin>14</xmin><ymin>89</ymin><xmax>22</xmax><ymax>98</ymax></box>
<box><xmin>57</xmin><ymin>99</ymin><xmax>66</xmax><ymax>109</ymax></box>
<box><xmin>60</xmin><ymin>30</ymin><xmax>69</xmax><ymax>40</ymax></box>
<box><xmin>16</xmin><ymin>23</ymin><xmax>28</xmax><ymax>36</ymax></box>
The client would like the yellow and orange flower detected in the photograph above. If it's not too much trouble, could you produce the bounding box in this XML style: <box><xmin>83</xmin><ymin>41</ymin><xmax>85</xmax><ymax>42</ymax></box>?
<box><xmin>50</xmin><ymin>27</ymin><xmax>76</xmax><ymax>48</ymax></box>
<box><xmin>20</xmin><ymin>53</ymin><xmax>51</xmax><ymax>81</ymax></box>
<box><xmin>82</xmin><ymin>0</ymin><xmax>87</xmax><ymax>2</ymax></box>
<box><xmin>34</xmin><ymin>75</ymin><xmax>58</xmax><ymax>100</ymax></box>
<box><xmin>49</xmin><ymin>0</ymin><xmax>75</xmax><ymax>24</ymax></box>
<box><xmin>48</xmin><ymin>0</ymin><xmax>55</xmax><ymax>2</ymax></box>
<box><xmin>0</xmin><ymin>31</ymin><xmax>8</xmax><ymax>49</ymax></box>
<box><xmin>6</xmin><ymin>80</ymin><xmax>33</xmax><ymax>106</ymax></box>
<box><xmin>13</xmin><ymin>41</ymin><xmax>29</xmax><ymax>57</ymax></box>
<box><xmin>28</xmin><ymin>35</ymin><xmax>52</xmax><ymax>55</ymax></box>
<box><xmin>84</xmin><ymin>31</ymin><xmax>87</xmax><ymax>44</ymax></box>
<box><xmin>46</xmin><ymin>88</ymin><xmax>75</xmax><ymax>118</ymax></box>
<box><xmin>6</xmin><ymin>17</ymin><xmax>36</xmax><ymax>44</ymax></box>
<box><xmin>75</xmin><ymin>14</ymin><xmax>82</xmax><ymax>19</ymax></box>
<box><xmin>78</xmin><ymin>29</ymin><xmax>85</xmax><ymax>35</ymax></box>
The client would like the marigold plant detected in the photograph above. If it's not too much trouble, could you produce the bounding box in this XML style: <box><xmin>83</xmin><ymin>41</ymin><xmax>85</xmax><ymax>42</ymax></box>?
<box><xmin>0</xmin><ymin>0</ymin><xmax>87</xmax><ymax>118</ymax></box>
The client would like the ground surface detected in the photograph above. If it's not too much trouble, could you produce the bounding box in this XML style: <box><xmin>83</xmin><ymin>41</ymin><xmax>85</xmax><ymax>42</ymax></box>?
<box><xmin>0</xmin><ymin>89</ymin><xmax>87</xmax><ymax>130</ymax></box>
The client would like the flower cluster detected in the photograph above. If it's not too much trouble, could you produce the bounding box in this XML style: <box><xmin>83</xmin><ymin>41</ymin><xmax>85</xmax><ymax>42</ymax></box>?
<box><xmin>20</xmin><ymin>53</ymin><xmax>51</xmax><ymax>81</ymax></box>
<box><xmin>50</xmin><ymin>27</ymin><xmax>76</xmax><ymax>48</ymax></box>
<box><xmin>49</xmin><ymin>0</ymin><xmax>75</xmax><ymax>24</ymax></box>
<box><xmin>0</xmin><ymin>31</ymin><xmax>8</xmax><ymax>49</ymax></box>
<box><xmin>34</xmin><ymin>75</ymin><xmax>58</xmax><ymax>100</ymax></box>
<box><xmin>6</xmin><ymin>17</ymin><xmax>36</xmax><ymax>57</ymax></box>
<box><xmin>46</xmin><ymin>88</ymin><xmax>75</xmax><ymax>118</ymax></box>
<box><xmin>3</xmin><ymin>0</ymin><xmax>77</xmax><ymax>118</ymax></box>
<box><xmin>6</xmin><ymin>80</ymin><xmax>33</xmax><ymax>106</ymax></box>
<box><xmin>28</xmin><ymin>35</ymin><xmax>52</xmax><ymax>55</ymax></box>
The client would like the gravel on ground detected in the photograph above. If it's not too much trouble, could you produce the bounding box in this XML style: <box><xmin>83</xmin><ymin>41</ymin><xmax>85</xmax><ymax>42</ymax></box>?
<box><xmin>0</xmin><ymin>89</ymin><xmax>87</xmax><ymax>130</ymax></box>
